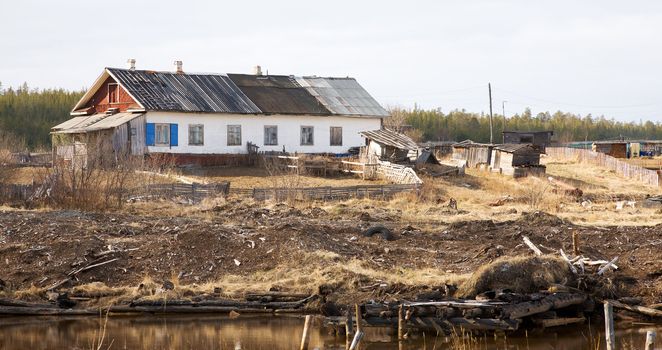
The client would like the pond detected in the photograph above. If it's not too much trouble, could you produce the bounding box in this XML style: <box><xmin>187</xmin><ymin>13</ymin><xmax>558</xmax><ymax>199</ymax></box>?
<box><xmin>0</xmin><ymin>315</ymin><xmax>659</xmax><ymax>350</ymax></box>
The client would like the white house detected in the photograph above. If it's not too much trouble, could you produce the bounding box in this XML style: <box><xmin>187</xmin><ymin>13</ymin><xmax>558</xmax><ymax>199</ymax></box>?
<box><xmin>52</xmin><ymin>62</ymin><xmax>388</xmax><ymax>166</ymax></box>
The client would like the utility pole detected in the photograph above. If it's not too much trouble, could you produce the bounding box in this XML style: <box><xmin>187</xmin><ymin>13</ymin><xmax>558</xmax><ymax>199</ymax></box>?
<box><xmin>502</xmin><ymin>100</ymin><xmax>507</xmax><ymax>143</ymax></box>
<box><xmin>488</xmin><ymin>83</ymin><xmax>494</xmax><ymax>144</ymax></box>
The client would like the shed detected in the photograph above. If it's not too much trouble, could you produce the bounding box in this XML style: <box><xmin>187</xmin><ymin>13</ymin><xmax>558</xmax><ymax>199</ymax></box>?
<box><xmin>360</xmin><ymin>129</ymin><xmax>419</xmax><ymax>163</ymax></box>
<box><xmin>452</xmin><ymin>142</ymin><xmax>493</xmax><ymax>168</ymax></box>
<box><xmin>419</xmin><ymin>141</ymin><xmax>455</xmax><ymax>160</ymax></box>
<box><xmin>502</xmin><ymin>131</ymin><xmax>554</xmax><ymax>152</ymax></box>
<box><xmin>592</xmin><ymin>141</ymin><xmax>628</xmax><ymax>158</ymax></box>
<box><xmin>490</xmin><ymin>144</ymin><xmax>544</xmax><ymax>177</ymax></box>
<box><xmin>51</xmin><ymin>112</ymin><xmax>146</xmax><ymax>166</ymax></box>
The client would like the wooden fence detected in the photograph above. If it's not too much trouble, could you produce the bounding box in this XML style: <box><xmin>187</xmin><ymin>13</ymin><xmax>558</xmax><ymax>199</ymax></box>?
<box><xmin>377</xmin><ymin>161</ymin><xmax>423</xmax><ymax>184</ymax></box>
<box><xmin>230</xmin><ymin>183</ymin><xmax>420</xmax><ymax>202</ymax></box>
<box><xmin>129</xmin><ymin>182</ymin><xmax>230</xmax><ymax>203</ymax></box>
<box><xmin>0</xmin><ymin>182</ymin><xmax>231</xmax><ymax>204</ymax></box>
<box><xmin>546</xmin><ymin>147</ymin><xmax>660</xmax><ymax>187</ymax></box>
<box><xmin>0</xmin><ymin>184</ymin><xmax>35</xmax><ymax>202</ymax></box>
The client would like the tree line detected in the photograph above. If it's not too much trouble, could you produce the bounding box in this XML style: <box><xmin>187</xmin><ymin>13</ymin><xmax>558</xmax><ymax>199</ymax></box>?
<box><xmin>0</xmin><ymin>83</ymin><xmax>84</xmax><ymax>150</ymax></box>
<box><xmin>0</xmin><ymin>83</ymin><xmax>661</xmax><ymax>150</ymax></box>
<box><xmin>386</xmin><ymin>107</ymin><xmax>662</xmax><ymax>143</ymax></box>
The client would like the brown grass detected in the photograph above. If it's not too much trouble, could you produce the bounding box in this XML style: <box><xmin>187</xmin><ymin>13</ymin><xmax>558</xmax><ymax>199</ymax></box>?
<box><xmin>456</xmin><ymin>255</ymin><xmax>573</xmax><ymax>298</ymax></box>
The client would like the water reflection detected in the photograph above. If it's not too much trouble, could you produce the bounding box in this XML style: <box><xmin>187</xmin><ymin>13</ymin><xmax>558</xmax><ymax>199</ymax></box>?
<box><xmin>0</xmin><ymin>315</ymin><xmax>659</xmax><ymax>350</ymax></box>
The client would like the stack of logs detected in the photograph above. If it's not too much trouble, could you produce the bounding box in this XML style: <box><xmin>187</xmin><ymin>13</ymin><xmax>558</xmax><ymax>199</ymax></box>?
<box><xmin>0</xmin><ymin>292</ymin><xmax>316</xmax><ymax>316</ymax></box>
<box><xmin>326</xmin><ymin>291</ymin><xmax>589</xmax><ymax>335</ymax></box>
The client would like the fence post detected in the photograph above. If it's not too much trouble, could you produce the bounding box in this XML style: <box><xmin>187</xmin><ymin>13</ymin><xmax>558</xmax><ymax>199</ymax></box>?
<box><xmin>604</xmin><ymin>301</ymin><xmax>615</xmax><ymax>350</ymax></box>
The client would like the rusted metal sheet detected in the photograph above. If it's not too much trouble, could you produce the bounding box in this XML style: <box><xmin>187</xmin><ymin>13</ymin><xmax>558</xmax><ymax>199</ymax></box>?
<box><xmin>296</xmin><ymin>77</ymin><xmax>389</xmax><ymax>117</ymax></box>
<box><xmin>52</xmin><ymin>113</ymin><xmax>144</xmax><ymax>134</ymax></box>
<box><xmin>360</xmin><ymin>129</ymin><xmax>419</xmax><ymax>151</ymax></box>
<box><xmin>107</xmin><ymin>68</ymin><xmax>261</xmax><ymax>114</ymax></box>
<box><xmin>227</xmin><ymin>74</ymin><xmax>330</xmax><ymax>115</ymax></box>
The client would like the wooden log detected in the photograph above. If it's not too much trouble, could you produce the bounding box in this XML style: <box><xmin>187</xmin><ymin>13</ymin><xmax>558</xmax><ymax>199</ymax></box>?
<box><xmin>523</xmin><ymin>236</ymin><xmax>542</xmax><ymax>256</ymax></box>
<box><xmin>300</xmin><ymin>315</ymin><xmax>312</xmax><ymax>350</ymax></box>
<box><xmin>502</xmin><ymin>293</ymin><xmax>586</xmax><ymax>319</ymax></box>
<box><xmin>346</xmin><ymin>309</ymin><xmax>353</xmax><ymax>350</ymax></box>
<box><xmin>537</xmin><ymin>316</ymin><xmax>585</xmax><ymax>328</ymax></box>
<box><xmin>0</xmin><ymin>298</ymin><xmax>57</xmax><ymax>309</ymax></box>
<box><xmin>348</xmin><ymin>330</ymin><xmax>364</xmax><ymax>350</ymax></box>
<box><xmin>607</xmin><ymin>300</ymin><xmax>662</xmax><ymax>318</ymax></box>
<box><xmin>604</xmin><ymin>302</ymin><xmax>615</xmax><ymax>350</ymax></box>
<box><xmin>398</xmin><ymin>305</ymin><xmax>404</xmax><ymax>340</ymax></box>
<box><xmin>598</xmin><ymin>257</ymin><xmax>619</xmax><ymax>275</ymax></box>
<box><xmin>572</xmin><ymin>231</ymin><xmax>579</xmax><ymax>256</ymax></box>
<box><xmin>355</xmin><ymin>304</ymin><xmax>362</xmax><ymax>333</ymax></box>
<box><xmin>448</xmin><ymin>317</ymin><xmax>520</xmax><ymax>331</ymax></box>
<box><xmin>645</xmin><ymin>330</ymin><xmax>656</xmax><ymax>350</ymax></box>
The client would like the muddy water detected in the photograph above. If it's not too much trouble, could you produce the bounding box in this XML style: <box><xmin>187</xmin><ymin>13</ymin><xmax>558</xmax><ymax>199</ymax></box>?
<box><xmin>0</xmin><ymin>315</ymin><xmax>659</xmax><ymax>350</ymax></box>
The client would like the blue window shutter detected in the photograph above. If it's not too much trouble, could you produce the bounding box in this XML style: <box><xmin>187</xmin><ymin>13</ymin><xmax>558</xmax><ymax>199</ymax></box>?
<box><xmin>145</xmin><ymin>123</ymin><xmax>155</xmax><ymax>146</ymax></box>
<box><xmin>170</xmin><ymin>124</ymin><xmax>178</xmax><ymax>146</ymax></box>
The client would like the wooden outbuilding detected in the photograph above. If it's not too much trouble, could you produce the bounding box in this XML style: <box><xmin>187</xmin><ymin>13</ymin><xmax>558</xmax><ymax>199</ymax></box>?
<box><xmin>502</xmin><ymin>131</ymin><xmax>554</xmax><ymax>152</ymax></box>
<box><xmin>490</xmin><ymin>144</ymin><xmax>544</xmax><ymax>177</ymax></box>
<box><xmin>452</xmin><ymin>141</ymin><xmax>493</xmax><ymax>168</ymax></box>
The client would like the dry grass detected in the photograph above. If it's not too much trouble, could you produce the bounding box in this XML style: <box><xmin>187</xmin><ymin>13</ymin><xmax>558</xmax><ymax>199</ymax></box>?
<box><xmin>181</xmin><ymin>166</ymin><xmax>387</xmax><ymax>189</ymax></box>
<box><xmin>37</xmin><ymin>250</ymin><xmax>467</xmax><ymax>306</ymax></box>
<box><xmin>456</xmin><ymin>255</ymin><xmax>573</xmax><ymax>298</ymax></box>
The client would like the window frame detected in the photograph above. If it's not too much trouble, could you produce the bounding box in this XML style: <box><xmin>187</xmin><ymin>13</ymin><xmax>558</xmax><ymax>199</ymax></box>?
<box><xmin>188</xmin><ymin>124</ymin><xmax>204</xmax><ymax>146</ymax></box>
<box><xmin>264</xmin><ymin>125</ymin><xmax>278</xmax><ymax>146</ymax></box>
<box><xmin>108</xmin><ymin>83</ymin><xmax>119</xmax><ymax>104</ymax></box>
<box><xmin>300</xmin><ymin>126</ymin><xmax>314</xmax><ymax>146</ymax></box>
<box><xmin>227</xmin><ymin>125</ymin><xmax>242</xmax><ymax>146</ymax></box>
<box><xmin>155</xmin><ymin>123</ymin><xmax>170</xmax><ymax>147</ymax></box>
<box><xmin>330</xmin><ymin>126</ymin><xmax>343</xmax><ymax>146</ymax></box>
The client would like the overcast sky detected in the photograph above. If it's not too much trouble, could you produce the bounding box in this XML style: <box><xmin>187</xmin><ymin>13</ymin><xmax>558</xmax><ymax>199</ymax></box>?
<box><xmin>1</xmin><ymin>0</ymin><xmax>661</xmax><ymax>122</ymax></box>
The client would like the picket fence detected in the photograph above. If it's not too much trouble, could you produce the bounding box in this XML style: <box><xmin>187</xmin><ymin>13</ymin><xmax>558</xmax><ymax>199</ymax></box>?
<box><xmin>546</xmin><ymin>147</ymin><xmax>660</xmax><ymax>187</ymax></box>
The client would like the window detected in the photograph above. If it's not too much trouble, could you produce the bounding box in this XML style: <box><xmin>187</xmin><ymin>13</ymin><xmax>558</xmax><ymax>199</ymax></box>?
<box><xmin>155</xmin><ymin>124</ymin><xmax>170</xmax><ymax>146</ymax></box>
<box><xmin>189</xmin><ymin>124</ymin><xmax>204</xmax><ymax>145</ymax></box>
<box><xmin>227</xmin><ymin>125</ymin><xmax>242</xmax><ymax>146</ymax></box>
<box><xmin>130</xmin><ymin>128</ymin><xmax>137</xmax><ymax>137</ymax></box>
<box><xmin>330</xmin><ymin>126</ymin><xmax>342</xmax><ymax>146</ymax></box>
<box><xmin>264</xmin><ymin>125</ymin><xmax>278</xmax><ymax>145</ymax></box>
<box><xmin>300</xmin><ymin>126</ymin><xmax>314</xmax><ymax>145</ymax></box>
<box><xmin>108</xmin><ymin>83</ymin><xmax>118</xmax><ymax>103</ymax></box>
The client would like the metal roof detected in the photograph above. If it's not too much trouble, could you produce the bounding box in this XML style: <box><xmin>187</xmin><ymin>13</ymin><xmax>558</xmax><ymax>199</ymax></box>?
<box><xmin>295</xmin><ymin>77</ymin><xmax>389</xmax><ymax>117</ymax></box>
<box><xmin>52</xmin><ymin>114</ymin><xmax>108</xmax><ymax>131</ymax></box>
<box><xmin>503</xmin><ymin>130</ymin><xmax>554</xmax><ymax>135</ymax></box>
<box><xmin>493</xmin><ymin>144</ymin><xmax>538</xmax><ymax>153</ymax></box>
<box><xmin>52</xmin><ymin>113</ymin><xmax>143</xmax><ymax>134</ymax></box>
<box><xmin>107</xmin><ymin>68</ymin><xmax>261</xmax><ymax>114</ymax></box>
<box><xmin>360</xmin><ymin>129</ymin><xmax>420</xmax><ymax>150</ymax></box>
<box><xmin>227</xmin><ymin>74</ymin><xmax>330</xmax><ymax>115</ymax></box>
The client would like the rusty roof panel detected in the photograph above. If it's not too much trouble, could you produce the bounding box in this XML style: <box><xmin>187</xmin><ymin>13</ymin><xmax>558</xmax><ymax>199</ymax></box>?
<box><xmin>360</xmin><ymin>129</ymin><xmax>419</xmax><ymax>150</ymax></box>
<box><xmin>296</xmin><ymin>77</ymin><xmax>389</xmax><ymax>117</ymax></box>
<box><xmin>107</xmin><ymin>68</ymin><xmax>261</xmax><ymax>114</ymax></box>
<box><xmin>227</xmin><ymin>74</ymin><xmax>330</xmax><ymax>115</ymax></box>
<box><xmin>53</xmin><ymin>113</ymin><xmax>144</xmax><ymax>134</ymax></box>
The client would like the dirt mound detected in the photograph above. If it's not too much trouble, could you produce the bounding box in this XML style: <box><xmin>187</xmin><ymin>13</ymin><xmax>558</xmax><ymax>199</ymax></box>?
<box><xmin>517</xmin><ymin>211</ymin><xmax>565</xmax><ymax>227</ymax></box>
<box><xmin>456</xmin><ymin>255</ymin><xmax>573</xmax><ymax>298</ymax></box>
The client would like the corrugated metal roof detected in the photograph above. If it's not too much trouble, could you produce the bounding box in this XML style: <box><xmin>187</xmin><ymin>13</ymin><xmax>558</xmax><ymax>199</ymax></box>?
<box><xmin>52</xmin><ymin>113</ymin><xmax>143</xmax><ymax>134</ymax></box>
<box><xmin>493</xmin><ymin>144</ymin><xmax>538</xmax><ymax>153</ymax></box>
<box><xmin>107</xmin><ymin>68</ymin><xmax>261</xmax><ymax>114</ymax></box>
<box><xmin>295</xmin><ymin>77</ymin><xmax>389</xmax><ymax>117</ymax></box>
<box><xmin>227</xmin><ymin>74</ymin><xmax>330</xmax><ymax>115</ymax></box>
<box><xmin>52</xmin><ymin>114</ymin><xmax>108</xmax><ymax>131</ymax></box>
<box><xmin>360</xmin><ymin>129</ymin><xmax>419</xmax><ymax>150</ymax></box>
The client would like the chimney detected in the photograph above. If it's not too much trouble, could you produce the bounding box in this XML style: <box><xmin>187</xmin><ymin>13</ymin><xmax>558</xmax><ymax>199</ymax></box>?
<box><xmin>253</xmin><ymin>65</ymin><xmax>262</xmax><ymax>76</ymax></box>
<box><xmin>174</xmin><ymin>60</ymin><xmax>183</xmax><ymax>74</ymax></box>
<box><xmin>127</xmin><ymin>58</ymin><xmax>136</xmax><ymax>70</ymax></box>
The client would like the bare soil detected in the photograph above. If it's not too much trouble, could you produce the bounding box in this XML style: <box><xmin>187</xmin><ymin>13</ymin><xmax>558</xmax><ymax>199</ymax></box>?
<box><xmin>1</xmin><ymin>202</ymin><xmax>660</xmax><ymax>305</ymax></box>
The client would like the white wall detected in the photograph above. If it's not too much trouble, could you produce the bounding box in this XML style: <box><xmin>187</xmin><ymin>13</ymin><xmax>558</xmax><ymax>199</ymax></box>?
<box><xmin>146</xmin><ymin>112</ymin><xmax>381</xmax><ymax>154</ymax></box>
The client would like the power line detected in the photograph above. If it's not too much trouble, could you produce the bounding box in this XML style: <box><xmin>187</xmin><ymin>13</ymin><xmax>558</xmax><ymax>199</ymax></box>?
<box><xmin>493</xmin><ymin>87</ymin><xmax>659</xmax><ymax>109</ymax></box>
